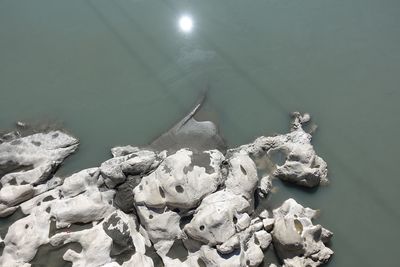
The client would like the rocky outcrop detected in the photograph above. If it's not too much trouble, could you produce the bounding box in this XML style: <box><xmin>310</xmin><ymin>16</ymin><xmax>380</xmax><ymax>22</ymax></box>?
<box><xmin>235</xmin><ymin>112</ymin><xmax>328</xmax><ymax>187</ymax></box>
<box><xmin>100</xmin><ymin>149</ymin><xmax>164</xmax><ymax>189</ymax></box>
<box><xmin>0</xmin><ymin>130</ymin><xmax>78</xmax><ymax>217</ymax></box>
<box><xmin>0</xmin><ymin>111</ymin><xmax>333</xmax><ymax>267</ymax></box>
<box><xmin>272</xmin><ymin>199</ymin><xmax>333</xmax><ymax>266</ymax></box>
<box><xmin>133</xmin><ymin>149</ymin><xmax>225</xmax><ymax>209</ymax></box>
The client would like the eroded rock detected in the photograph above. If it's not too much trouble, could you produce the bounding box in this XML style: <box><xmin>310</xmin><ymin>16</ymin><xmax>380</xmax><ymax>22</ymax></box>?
<box><xmin>0</xmin><ymin>130</ymin><xmax>78</xmax><ymax>217</ymax></box>
<box><xmin>0</xmin><ymin>111</ymin><xmax>333</xmax><ymax>267</ymax></box>
<box><xmin>272</xmin><ymin>199</ymin><xmax>333</xmax><ymax>266</ymax></box>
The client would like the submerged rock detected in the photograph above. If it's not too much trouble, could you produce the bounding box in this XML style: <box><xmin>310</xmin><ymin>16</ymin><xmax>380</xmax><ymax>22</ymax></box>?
<box><xmin>0</xmin><ymin>109</ymin><xmax>333</xmax><ymax>267</ymax></box>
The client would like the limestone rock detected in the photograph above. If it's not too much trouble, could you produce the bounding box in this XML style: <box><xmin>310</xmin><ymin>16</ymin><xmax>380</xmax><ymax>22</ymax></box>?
<box><xmin>0</xmin><ymin>112</ymin><xmax>334</xmax><ymax>267</ymax></box>
<box><xmin>134</xmin><ymin>149</ymin><xmax>224</xmax><ymax>209</ymax></box>
<box><xmin>184</xmin><ymin>190</ymin><xmax>250</xmax><ymax>245</ymax></box>
<box><xmin>272</xmin><ymin>199</ymin><xmax>333</xmax><ymax>265</ymax></box>
<box><xmin>224</xmin><ymin>151</ymin><xmax>259</xmax><ymax>201</ymax></box>
<box><xmin>0</xmin><ymin>130</ymin><xmax>78</xmax><ymax>217</ymax></box>
<box><xmin>100</xmin><ymin>149</ymin><xmax>164</xmax><ymax>188</ymax></box>
<box><xmin>235</xmin><ymin>112</ymin><xmax>328</xmax><ymax>187</ymax></box>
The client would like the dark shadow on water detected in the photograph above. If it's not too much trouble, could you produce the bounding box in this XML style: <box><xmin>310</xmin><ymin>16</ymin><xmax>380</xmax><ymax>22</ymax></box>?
<box><xmin>0</xmin><ymin>207</ymin><xmax>27</xmax><ymax>239</ymax></box>
<box><xmin>166</xmin><ymin>239</ymin><xmax>189</xmax><ymax>262</ymax></box>
<box><xmin>144</xmin><ymin>244</ymin><xmax>164</xmax><ymax>267</ymax></box>
<box><xmin>261</xmin><ymin>244</ymin><xmax>281</xmax><ymax>267</ymax></box>
<box><xmin>30</xmin><ymin>242</ymin><xmax>82</xmax><ymax>267</ymax></box>
<box><xmin>278</xmin><ymin>179</ymin><xmax>321</xmax><ymax>194</ymax></box>
<box><xmin>217</xmin><ymin>247</ymin><xmax>241</xmax><ymax>259</ymax></box>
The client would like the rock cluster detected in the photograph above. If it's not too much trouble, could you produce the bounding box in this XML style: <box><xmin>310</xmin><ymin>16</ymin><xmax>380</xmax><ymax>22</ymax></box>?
<box><xmin>0</xmin><ymin>112</ymin><xmax>333</xmax><ymax>267</ymax></box>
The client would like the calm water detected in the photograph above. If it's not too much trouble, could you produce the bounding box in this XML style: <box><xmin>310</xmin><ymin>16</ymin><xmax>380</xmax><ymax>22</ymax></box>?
<box><xmin>1</xmin><ymin>0</ymin><xmax>400</xmax><ymax>266</ymax></box>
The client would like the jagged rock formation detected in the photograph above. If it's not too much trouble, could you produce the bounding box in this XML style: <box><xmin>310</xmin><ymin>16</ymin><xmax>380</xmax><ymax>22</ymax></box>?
<box><xmin>0</xmin><ymin>110</ymin><xmax>333</xmax><ymax>267</ymax></box>
<box><xmin>0</xmin><ymin>130</ymin><xmax>78</xmax><ymax>217</ymax></box>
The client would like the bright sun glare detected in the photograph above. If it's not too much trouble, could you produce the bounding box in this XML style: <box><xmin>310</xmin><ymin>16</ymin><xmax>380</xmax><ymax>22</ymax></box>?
<box><xmin>178</xmin><ymin>15</ymin><xmax>194</xmax><ymax>33</ymax></box>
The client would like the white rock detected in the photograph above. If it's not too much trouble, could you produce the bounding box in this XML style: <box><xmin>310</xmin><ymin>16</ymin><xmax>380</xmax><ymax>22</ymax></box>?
<box><xmin>234</xmin><ymin>112</ymin><xmax>328</xmax><ymax>187</ymax></box>
<box><xmin>134</xmin><ymin>149</ymin><xmax>224</xmax><ymax>209</ymax></box>
<box><xmin>254</xmin><ymin>230</ymin><xmax>272</xmax><ymax>250</ymax></box>
<box><xmin>0</xmin><ymin>130</ymin><xmax>78</xmax><ymax>217</ymax></box>
<box><xmin>184</xmin><ymin>190</ymin><xmax>250</xmax><ymax>245</ymax></box>
<box><xmin>236</xmin><ymin>213</ymin><xmax>251</xmax><ymax>231</ymax></box>
<box><xmin>100</xmin><ymin>149</ymin><xmax>162</xmax><ymax>188</ymax></box>
<box><xmin>262</xmin><ymin>218</ymin><xmax>275</xmax><ymax>232</ymax></box>
<box><xmin>272</xmin><ymin>199</ymin><xmax>333</xmax><ymax>265</ymax></box>
<box><xmin>0</xmin><ymin>112</ymin><xmax>334</xmax><ymax>267</ymax></box>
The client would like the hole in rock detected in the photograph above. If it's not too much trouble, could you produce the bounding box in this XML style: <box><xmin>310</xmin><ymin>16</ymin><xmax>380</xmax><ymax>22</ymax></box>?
<box><xmin>42</xmin><ymin>195</ymin><xmax>55</xmax><ymax>202</ymax></box>
<box><xmin>159</xmin><ymin>187</ymin><xmax>165</xmax><ymax>198</ymax></box>
<box><xmin>294</xmin><ymin>219</ymin><xmax>303</xmax><ymax>235</ymax></box>
<box><xmin>175</xmin><ymin>185</ymin><xmax>184</xmax><ymax>193</ymax></box>
<box><xmin>31</xmin><ymin>140</ymin><xmax>41</xmax><ymax>146</ymax></box>
<box><xmin>199</xmin><ymin>225</ymin><xmax>205</xmax><ymax>231</ymax></box>
<box><xmin>240</xmin><ymin>165</ymin><xmax>247</xmax><ymax>175</ymax></box>
<box><xmin>149</xmin><ymin>214</ymin><xmax>154</xmax><ymax>219</ymax></box>
<box><xmin>25</xmin><ymin>224</ymin><xmax>29</xmax><ymax>229</ymax></box>
<box><xmin>179</xmin><ymin>213</ymin><xmax>193</xmax><ymax>229</ymax></box>
<box><xmin>233</xmin><ymin>217</ymin><xmax>238</xmax><ymax>224</ymax></box>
